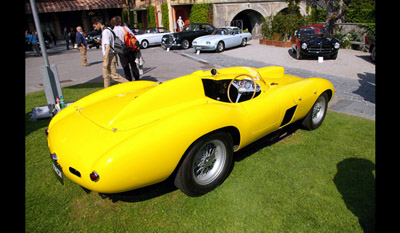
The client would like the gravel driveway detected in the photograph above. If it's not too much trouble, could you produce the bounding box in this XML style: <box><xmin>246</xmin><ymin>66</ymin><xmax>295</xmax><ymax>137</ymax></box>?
<box><xmin>178</xmin><ymin>40</ymin><xmax>375</xmax><ymax>120</ymax></box>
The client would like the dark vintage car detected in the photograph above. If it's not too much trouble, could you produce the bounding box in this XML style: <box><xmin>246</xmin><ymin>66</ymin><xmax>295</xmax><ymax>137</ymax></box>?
<box><xmin>292</xmin><ymin>24</ymin><xmax>340</xmax><ymax>60</ymax></box>
<box><xmin>365</xmin><ymin>34</ymin><xmax>375</xmax><ymax>62</ymax></box>
<box><xmin>161</xmin><ymin>23</ymin><xmax>216</xmax><ymax>49</ymax></box>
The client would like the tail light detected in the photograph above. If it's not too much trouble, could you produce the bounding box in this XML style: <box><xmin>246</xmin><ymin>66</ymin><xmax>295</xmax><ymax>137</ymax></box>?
<box><xmin>90</xmin><ymin>171</ymin><xmax>100</xmax><ymax>182</ymax></box>
<box><xmin>50</xmin><ymin>153</ymin><xmax>58</xmax><ymax>161</ymax></box>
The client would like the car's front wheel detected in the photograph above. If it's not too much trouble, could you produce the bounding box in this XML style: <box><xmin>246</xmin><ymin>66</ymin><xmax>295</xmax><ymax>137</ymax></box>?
<box><xmin>174</xmin><ymin>132</ymin><xmax>233</xmax><ymax>196</ymax></box>
<box><xmin>182</xmin><ymin>39</ymin><xmax>190</xmax><ymax>49</ymax></box>
<box><xmin>301</xmin><ymin>92</ymin><xmax>329</xmax><ymax>130</ymax></box>
<box><xmin>216</xmin><ymin>41</ymin><xmax>225</xmax><ymax>53</ymax></box>
<box><xmin>295</xmin><ymin>48</ymin><xmax>302</xmax><ymax>60</ymax></box>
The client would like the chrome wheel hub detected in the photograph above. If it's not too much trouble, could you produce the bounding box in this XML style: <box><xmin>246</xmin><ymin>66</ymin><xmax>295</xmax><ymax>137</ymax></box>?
<box><xmin>192</xmin><ymin>139</ymin><xmax>226</xmax><ymax>185</ymax></box>
<box><xmin>311</xmin><ymin>96</ymin><xmax>326</xmax><ymax>124</ymax></box>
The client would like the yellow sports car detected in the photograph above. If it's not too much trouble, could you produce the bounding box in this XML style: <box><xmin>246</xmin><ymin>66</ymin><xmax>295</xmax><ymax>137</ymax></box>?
<box><xmin>46</xmin><ymin>66</ymin><xmax>334</xmax><ymax>197</ymax></box>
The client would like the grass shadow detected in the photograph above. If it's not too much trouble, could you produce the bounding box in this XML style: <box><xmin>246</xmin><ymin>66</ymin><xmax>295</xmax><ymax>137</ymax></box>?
<box><xmin>234</xmin><ymin>121</ymin><xmax>301</xmax><ymax>162</ymax></box>
<box><xmin>334</xmin><ymin>158</ymin><xmax>375</xmax><ymax>233</ymax></box>
<box><xmin>101</xmin><ymin>176</ymin><xmax>178</xmax><ymax>203</ymax></box>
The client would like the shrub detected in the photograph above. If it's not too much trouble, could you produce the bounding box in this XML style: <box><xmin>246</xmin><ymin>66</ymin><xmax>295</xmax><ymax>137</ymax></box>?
<box><xmin>147</xmin><ymin>5</ymin><xmax>156</xmax><ymax>28</ymax></box>
<box><xmin>189</xmin><ymin>3</ymin><xmax>213</xmax><ymax>24</ymax></box>
<box><xmin>264</xmin><ymin>13</ymin><xmax>314</xmax><ymax>41</ymax></box>
<box><xmin>161</xmin><ymin>3</ymin><xmax>169</xmax><ymax>29</ymax></box>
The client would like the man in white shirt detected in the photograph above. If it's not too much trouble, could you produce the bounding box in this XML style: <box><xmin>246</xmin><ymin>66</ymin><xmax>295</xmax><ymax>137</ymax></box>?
<box><xmin>92</xmin><ymin>18</ymin><xmax>128</xmax><ymax>88</ymax></box>
<box><xmin>111</xmin><ymin>16</ymin><xmax>140</xmax><ymax>81</ymax></box>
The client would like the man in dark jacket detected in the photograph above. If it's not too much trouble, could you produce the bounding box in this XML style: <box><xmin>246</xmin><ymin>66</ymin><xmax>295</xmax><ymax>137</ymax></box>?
<box><xmin>76</xmin><ymin>26</ymin><xmax>89</xmax><ymax>66</ymax></box>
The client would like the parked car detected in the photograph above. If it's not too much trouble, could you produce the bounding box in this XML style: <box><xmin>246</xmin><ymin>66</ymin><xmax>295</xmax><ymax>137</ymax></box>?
<box><xmin>130</xmin><ymin>28</ymin><xmax>145</xmax><ymax>35</ymax></box>
<box><xmin>46</xmin><ymin>65</ymin><xmax>334</xmax><ymax>197</ymax></box>
<box><xmin>292</xmin><ymin>24</ymin><xmax>340</xmax><ymax>60</ymax></box>
<box><xmin>161</xmin><ymin>23</ymin><xmax>216</xmax><ymax>49</ymax></box>
<box><xmin>85</xmin><ymin>30</ymin><xmax>101</xmax><ymax>49</ymax></box>
<box><xmin>135</xmin><ymin>27</ymin><xmax>171</xmax><ymax>49</ymax></box>
<box><xmin>365</xmin><ymin>34</ymin><xmax>375</xmax><ymax>63</ymax></box>
<box><xmin>192</xmin><ymin>26</ymin><xmax>252</xmax><ymax>52</ymax></box>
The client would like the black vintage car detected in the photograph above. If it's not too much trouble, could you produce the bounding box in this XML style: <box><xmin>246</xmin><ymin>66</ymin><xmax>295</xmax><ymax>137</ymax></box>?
<box><xmin>161</xmin><ymin>23</ymin><xmax>216</xmax><ymax>49</ymax></box>
<box><xmin>292</xmin><ymin>25</ymin><xmax>340</xmax><ymax>60</ymax></box>
<box><xmin>365</xmin><ymin>34</ymin><xmax>375</xmax><ymax>63</ymax></box>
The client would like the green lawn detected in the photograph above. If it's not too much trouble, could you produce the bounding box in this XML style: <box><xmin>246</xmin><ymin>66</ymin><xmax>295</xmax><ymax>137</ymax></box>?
<box><xmin>25</xmin><ymin>83</ymin><xmax>375</xmax><ymax>232</ymax></box>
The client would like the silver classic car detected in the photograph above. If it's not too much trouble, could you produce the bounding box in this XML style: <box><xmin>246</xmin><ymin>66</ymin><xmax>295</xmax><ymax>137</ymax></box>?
<box><xmin>192</xmin><ymin>27</ymin><xmax>252</xmax><ymax>52</ymax></box>
<box><xmin>135</xmin><ymin>27</ymin><xmax>171</xmax><ymax>49</ymax></box>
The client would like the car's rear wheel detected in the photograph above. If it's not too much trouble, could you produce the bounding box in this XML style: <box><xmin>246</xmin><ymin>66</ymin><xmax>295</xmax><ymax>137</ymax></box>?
<box><xmin>301</xmin><ymin>92</ymin><xmax>328</xmax><ymax>130</ymax></box>
<box><xmin>241</xmin><ymin>38</ymin><xmax>247</xmax><ymax>47</ymax></box>
<box><xmin>174</xmin><ymin>132</ymin><xmax>233</xmax><ymax>196</ymax></box>
<box><xmin>141</xmin><ymin>40</ymin><xmax>149</xmax><ymax>49</ymax></box>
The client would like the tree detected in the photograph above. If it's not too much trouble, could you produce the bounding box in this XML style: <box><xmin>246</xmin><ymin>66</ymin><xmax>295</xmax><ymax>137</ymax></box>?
<box><xmin>320</xmin><ymin>0</ymin><xmax>351</xmax><ymax>35</ymax></box>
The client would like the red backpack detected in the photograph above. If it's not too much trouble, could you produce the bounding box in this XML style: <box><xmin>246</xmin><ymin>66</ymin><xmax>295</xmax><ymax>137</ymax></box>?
<box><xmin>122</xmin><ymin>26</ymin><xmax>139</xmax><ymax>52</ymax></box>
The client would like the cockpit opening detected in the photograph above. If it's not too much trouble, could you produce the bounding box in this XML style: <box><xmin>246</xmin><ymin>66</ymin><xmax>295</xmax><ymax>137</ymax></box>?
<box><xmin>202</xmin><ymin>78</ymin><xmax>261</xmax><ymax>103</ymax></box>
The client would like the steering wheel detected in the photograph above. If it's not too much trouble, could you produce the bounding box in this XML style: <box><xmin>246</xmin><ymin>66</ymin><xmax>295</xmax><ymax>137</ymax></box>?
<box><xmin>227</xmin><ymin>74</ymin><xmax>257</xmax><ymax>103</ymax></box>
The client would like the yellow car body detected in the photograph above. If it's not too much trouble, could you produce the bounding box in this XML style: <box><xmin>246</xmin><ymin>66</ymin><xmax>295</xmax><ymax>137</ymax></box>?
<box><xmin>47</xmin><ymin>66</ymin><xmax>334</xmax><ymax>195</ymax></box>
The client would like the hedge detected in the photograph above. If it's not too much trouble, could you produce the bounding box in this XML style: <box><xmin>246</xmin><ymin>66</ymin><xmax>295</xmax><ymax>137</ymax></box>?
<box><xmin>147</xmin><ymin>5</ymin><xmax>156</xmax><ymax>28</ymax></box>
<box><xmin>161</xmin><ymin>3</ymin><xmax>169</xmax><ymax>29</ymax></box>
<box><xmin>189</xmin><ymin>3</ymin><xmax>213</xmax><ymax>24</ymax></box>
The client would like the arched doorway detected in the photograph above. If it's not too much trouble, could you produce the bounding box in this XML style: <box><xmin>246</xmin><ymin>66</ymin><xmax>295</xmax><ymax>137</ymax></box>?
<box><xmin>231</xmin><ymin>9</ymin><xmax>263</xmax><ymax>39</ymax></box>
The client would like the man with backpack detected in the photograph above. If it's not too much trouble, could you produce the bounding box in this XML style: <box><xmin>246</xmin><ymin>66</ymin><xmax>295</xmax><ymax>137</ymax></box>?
<box><xmin>92</xmin><ymin>18</ymin><xmax>128</xmax><ymax>88</ymax></box>
<box><xmin>111</xmin><ymin>16</ymin><xmax>140</xmax><ymax>81</ymax></box>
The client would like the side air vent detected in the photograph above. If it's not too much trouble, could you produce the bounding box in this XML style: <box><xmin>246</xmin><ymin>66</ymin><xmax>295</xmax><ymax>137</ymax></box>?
<box><xmin>280</xmin><ymin>105</ymin><xmax>297</xmax><ymax>127</ymax></box>
<box><xmin>69</xmin><ymin>167</ymin><xmax>81</xmax><ymax>178</ymax></box>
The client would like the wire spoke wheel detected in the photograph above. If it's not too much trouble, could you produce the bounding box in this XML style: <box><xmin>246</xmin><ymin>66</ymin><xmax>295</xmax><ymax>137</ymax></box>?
<box><xmin>192</xmin><ymin>139</ymin><xmax>227</xmax><ymax>185</ymax></box>
<box><xmin>174</xmin><ymin>132</ymin><xmax>233</xmax><ymax>196</ymax></box>
<box><xmin>311</xmin><ymin>95</ymin><xmax>326</xmax><ymax>125</ymax></box>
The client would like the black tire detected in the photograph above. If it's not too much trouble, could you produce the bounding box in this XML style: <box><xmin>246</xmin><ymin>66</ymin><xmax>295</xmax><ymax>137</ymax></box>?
<box><xmin>296</xmin><ymin>47</ymin><xmax>302</xmax><ymax>60</ymax></box>
<box><xmin>370</xmin><ymin>46</ymin><xmax>376</xmax><ymax>63</ymax></box>
<box><xmin>182</xmin><ymin>39</ymin><xmax>190</xmax><ymax>49</ymax></box>
<box><xmin>216</xmin><ymin>41</ymin><xmax>225</xmax><ymax>53</ymax></box>
<box><xmin>241</xmin><ymin>38</ymin><xmax>247</xmax><ymax>47</ymax></box>
<box><xmin>330</xmin><ymin>52</ymin><xmax>338</xmax><ymax>60</ymax></box>
<box><xmin>174</xmin><ymin>132</ymin><xmax>233</xmax><ymax>197</ymax></box>
<box><xmin>301</xmin><ymin>92</ymin><xmax>328</xmax><ymax>130</ymax></box>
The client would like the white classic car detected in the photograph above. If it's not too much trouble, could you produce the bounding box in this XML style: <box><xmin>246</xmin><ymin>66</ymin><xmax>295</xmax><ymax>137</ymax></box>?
<box><xmin>135</xmin><ymin>27</ymin><xmax>171</xmax><ymax>49</ymax></box>
<box><xmin>192</xmin><ymin>26</ymin><xmax>252</xmax><ymax>52</ymax></box>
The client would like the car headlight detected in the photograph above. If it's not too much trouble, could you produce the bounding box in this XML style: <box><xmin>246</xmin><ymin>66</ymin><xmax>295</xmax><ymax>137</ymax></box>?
<box><xmin>193</xmin><ymin>41</ymin><xmax>197</xmax><ymax>45</ymax></box>
<box><xmin>334</xmin><ymin>42</ymin><xmax>340</xmax><ymax>49</ymax></box>
<box><xmin>301</xmin><ymin>43</ymin><xmax>307</xmax><ymax>50</ymax></box>
<box><xmin>206</xmin><ymin>41</ymin><xmax>211</xmax><ymax>45</ymax></box>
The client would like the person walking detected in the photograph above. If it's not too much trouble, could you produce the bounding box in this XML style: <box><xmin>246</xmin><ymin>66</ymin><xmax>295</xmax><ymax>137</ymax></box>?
<box><xmin>75</xmin><ymin>26</ymin><xmax>90</xmax><ymax>66</ymax></box>
<box><xmin>92</xmin><ymin>18</ymin><xmax>128</xmax><ymax>88</ymax></box>
<box><xmin>110</xmin><ymin>16</ymin><xmax>140</xmax><ymax>81</ymax></box>
<box><xmin>25</xmin><ymin>29</ymin><xmax>41</xmax><ymax>57</ymax></box>
<box><xmin>63</xmin><ymin>27</ymin><xmax>70</xmax><ymax>50</ymax></box>
<box><xmin>69</xmin><ymin>27</ymin><xmax>76</xmax><ymax>49</ymax></box>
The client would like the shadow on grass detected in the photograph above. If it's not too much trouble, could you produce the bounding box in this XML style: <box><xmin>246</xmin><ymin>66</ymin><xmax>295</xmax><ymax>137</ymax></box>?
<box><xmin>234</xmin><ymin>121</ymin><xmax>301</xmax><ymax>162</ymax></box>
<box><xmin>334</xmin><ymin>158</ymin><xmax>375</xmax><ymax>233</ymax></box>
<box><xmin>25</xmin><ymin>113</ymin><xmax>51</xmax><ymax>137</ymax></box>
<box><xmin>100</xmin><ymin>176</ymin><xmax>178</xmax><ymax>203</ymax></box>
<box><xmin>103</xmin><ymin>122</ymin><xmax>302</xmax><ymax>203</ymax></box>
